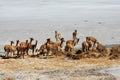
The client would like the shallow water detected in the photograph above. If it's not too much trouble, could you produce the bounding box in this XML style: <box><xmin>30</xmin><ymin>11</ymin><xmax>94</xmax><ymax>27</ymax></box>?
<box><xmin>0</xmin><ymin>0</ymin><xmax>120</xmax><ymax>53</ymax></box>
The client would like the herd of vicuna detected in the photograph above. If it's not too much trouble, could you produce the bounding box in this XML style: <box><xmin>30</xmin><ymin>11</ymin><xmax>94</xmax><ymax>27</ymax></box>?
<box><xmin>3</xmin><ymin>30</ymin><xmax>107</xmax><ymax>59</ymax></box>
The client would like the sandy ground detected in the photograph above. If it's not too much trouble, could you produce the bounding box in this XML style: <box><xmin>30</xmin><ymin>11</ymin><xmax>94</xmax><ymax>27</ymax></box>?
<box><xmin>0</xmin><ymin>55</ymin><xmax>120</xmax><ymax>80</ymax></box>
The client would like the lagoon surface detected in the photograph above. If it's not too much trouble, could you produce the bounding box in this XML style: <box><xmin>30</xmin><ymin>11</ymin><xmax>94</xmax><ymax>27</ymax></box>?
<box><xmin>0</xmin><ymin>0</ymin><xmax>120</xmax><ymax>50</ymax></box>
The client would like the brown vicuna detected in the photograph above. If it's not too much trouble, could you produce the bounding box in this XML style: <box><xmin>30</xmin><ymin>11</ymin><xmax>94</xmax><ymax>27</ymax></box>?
<box><xmin>72</xmin><ymin>30</ymin><xmax>78</xmax><ymax>40</ymax></box>
<box><xmin>11</xmin><ymin>40</ymin><xmax>20</xmax><ymax>56</ymax></box>
<box><xmin>38</xmin><ymin>43</ymin><xmax>47</xmax><ymax>56</ymax></box>
<box><xmin>82</xmin><ymin>41</ymin><xmax>89</xmax><ymax>52</ymax></box>
<box><xmin>37</xmin><ymin>38</ymin><xmax>53</xmax><ymax>56</ymax></box>
<box><xmin>17</xmin><ymin>40</ymin><xmax>29</xmax><ymax>59</ymax></box>
<box><xmin>55</xmin><ymin>31</ymin><xmax>61</xmax><ymax>42</ymax></box>
<box><xmin>82</xmin><ymin>40</ymin><xmax>94</xmax><ymax>52</ymax></box>
<box><xmin>46</xmin><ymin>38</ymin><xmax>65</xmax><ymax>56</ymax></box>
<box><xmin>20</xmin><ymin>37</ymin><xmax>34</xmax><ymax>47</ymax></box>
<box><xmin>86</xmin><ymin>36</ymin><xmax>97</xmax><ymax>47</ymax></box>
<box><xmin>38</xmin><ymin>38</ymin><xmax>50</xmax><ymax>51</ymax></box>
<box><xmin>20</xmin><ymin>38</ymin><xmax>34</xmax><ymax>55</ymax></box>
<box><xmin>4</xmin><ymin>41</ymin><xmax>14</xmax><ymax>57</ymax></box>
<box><xmin>49</xmin><ymin>38</ymin><xmax>65</xmax><ymax>48</ymax></box>
<box><xmin>20</xmin><ymin>40</ymin><xmax>28</xmax><ymax>47</ymax></box>
<box><xmin>28</xmin><ymin>40</ymin><xmax>38</xmax><ymax>55</ymax></box>
<box><xmin>65</xmin><ymin>38</ymin><xmax>79</xmax><ymax>51</ymax></box>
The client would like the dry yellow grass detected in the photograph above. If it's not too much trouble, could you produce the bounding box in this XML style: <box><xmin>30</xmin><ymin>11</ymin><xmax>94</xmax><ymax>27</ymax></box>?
<box><xmin>0</xmin><ymin>56</ymin><xmax>120</xmax><ymax>71</ymax></box>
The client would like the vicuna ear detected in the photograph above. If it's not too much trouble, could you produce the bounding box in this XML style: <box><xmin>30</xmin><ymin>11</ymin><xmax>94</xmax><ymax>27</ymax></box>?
<box><xmin>26</xmin><ymin>40</ymin><xmax>28</xmax><ymax>42</ymax></box>
<box><xmin>75</xmin><ymin>30</ymin><xmax>77</xmax><ymax>32</ymax></box>
<box><xmin>55</xmin><ymin>31</ymin><xmax>57</xmax><ymax>33</ymax></box>
<box><xmin>17</xmin><ymin>40</ymin><xmax>19</xmax><ymax>42</ymax></box>
<box><xmin>47</xmin><ymin>38</ymin><xmax>50</xmax><ymax>42</ymax></box>
<box><xmin>61</xmin><ymin>38</ymin><xmax>64</xmax><ymax>40</ymax></box>
<box><xmin>11</xmin><ymin>41</ymin><xmax>14</xmax><ymax>44</ymax></box>
<box><xmin>30</xmin><ymin>37</ymin><xmax>34</xmax><ymax>40</ymax></box>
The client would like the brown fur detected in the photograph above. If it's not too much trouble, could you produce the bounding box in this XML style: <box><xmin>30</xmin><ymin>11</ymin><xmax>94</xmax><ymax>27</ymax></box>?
<box><xmin>38</xmin><ymin>38</ymin><xmax>51</xmax><ymax>55</ymax></box>
<box><xmin>46</xmin><ymin>38</ymin><xmax>65</xmax><ymax>56</ymax></box>
<box><xmin>39</xmin><ymin>43</ymin><xmax>47</xmax><ymax>51</ymax></box>
<box><xmin>20</xmin><ymin>40</ymin><xmax>28</xmax><ymax>46</ymax></box>
<box><xmin>55</xmin><ymin>31</ymin><xmax>61</xmax><ymax>42</ymax></box>
<box><xmin>86</xmin><ymin>36</ymin><xmax>97</xmax><ymax>47</ymax></box>
<box><xmin>82</xmin><ymin>40</ymin><xmax>93</xmax><ymax>52</ymax></box>
<box><xmin>20</xmin><ymin>38</ymin><xmax>34</xmax><ymax>55</ymax></box>
<box><xmin>49</xmin><ymin>38</ymin><xmax>65</xmax><ymax>48</ymax></box>
<box><xmin>28</xmin><ymin>40</ymin><xmax>38</xmax><ymax>55</ymax></box>
<box><xmin>4</xmin><ymin>41</ymin><xmax>15</xmax><ymax>57</ymax></box>
<box><xmin>10</xmin><ymin>40</ymin><xmax>20</xmax><ymax>55</ymax></box>
<box><xmin>82</xmin><ymin>41</ymin><xmax>89</xmax><ymax>52</ymax></box>
<box><xmin>20</xmin><ymin>37</ymin><xmax>34</xmax><ymax>47</ymax></box>
<box><xmin>17</xmin><ymin>41</ymin><xmax>29</xmax><ymax>59</ymax></box>
<box><xmin>65</xmin><ymin>38</ymin><xmax>79</xmax><ymax>51</ymax></box>
<box><xmin>72</xmin><ymin>30</ymin><xmax>77</xmax><ymax>40</ymax></box>
<box><xmin>39</xmin><ymin>43</ymin><xmax>47</xmax><ymax>52</ymax></box>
